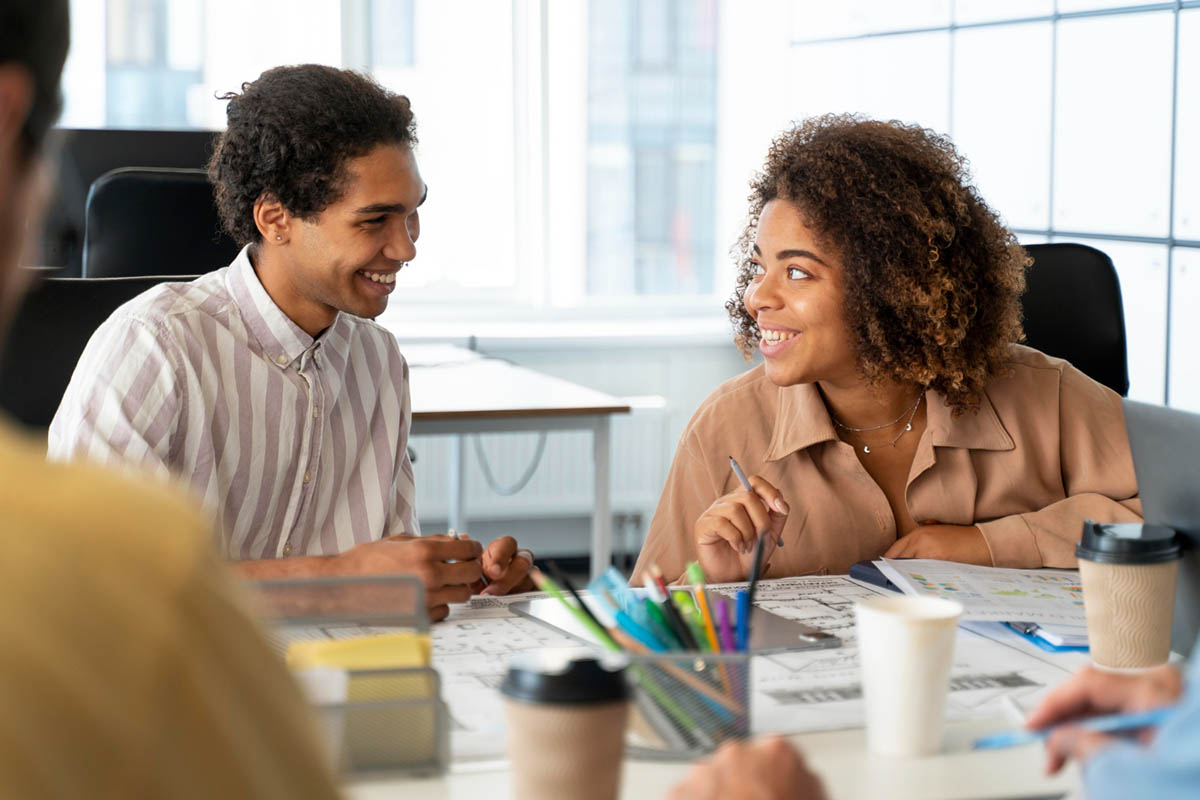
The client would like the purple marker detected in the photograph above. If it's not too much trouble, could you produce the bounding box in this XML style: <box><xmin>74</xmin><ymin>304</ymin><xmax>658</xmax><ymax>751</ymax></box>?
<box><xmin>714</xmin><ymin>596</ymin><xmax>737</xmax><ymax>652</ymax></box>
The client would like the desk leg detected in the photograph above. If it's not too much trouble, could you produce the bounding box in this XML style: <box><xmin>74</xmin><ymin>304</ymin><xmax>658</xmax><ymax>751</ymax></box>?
<box><xmin>591</xmin><ymin>416</ymin><xmax>612</xmax><ymax>580</ymax></box>
<box><xmin>448</xmin><ymin>434</ymin><xmax>467</xmax><ymax>533</ymax></box>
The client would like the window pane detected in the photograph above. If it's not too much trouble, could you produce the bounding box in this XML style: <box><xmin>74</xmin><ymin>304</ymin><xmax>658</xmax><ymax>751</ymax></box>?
<box><xmin>1053</xmin><ymin>237</ymin><xmax>1167</xmax><ymax>403</ymax></box>
<box><xmin>373</xmin><ymin>0</ymin><xmax>516</xmax><ymax>291</ymax></box>
<box><xmin>1057</xmin><ymin>0</ymin><xmax>1160</xmax><ymax>12</ymax></box>
<box><xmin>791</xmin><ymin>1</ymin><xmax>950</xmax><ymax>42</ymax></box>
<box><xmin>370</xmin><ymin>0</ymin><xmax>416</xmax><ymax>69</ymax></box>
<box><xmin>1175</xmin><ymin>10</ymin><xmax>1200</xmax><ymax>240</ymax></box>
<box><xmin>1053</xmin><ymin>12</ymin><xmax>1174</xmax><ymax>237</ymax></box>
<box><xmin>586</xmin><ymin>0</ymin><xmax>719</xmax><ymax>297</ymax></box>
<box><xmin>954</xmin><ymin>0</ymin><xmax>1052</xmax><ymax>25</ymax></box>
<box><xmin>952</xmin><ymin>22</ymin><xmax>1052</xmax><ymax>230</ymax></box>
<box><xmin>790</xmin><ymin>32</ymin><xmax>951</xmax><ymax>133</ymax></box>
<box><xmin>1169</xmin><ymin>249</ymin><xmax>1200</xmax><ymax>412</ymax></box>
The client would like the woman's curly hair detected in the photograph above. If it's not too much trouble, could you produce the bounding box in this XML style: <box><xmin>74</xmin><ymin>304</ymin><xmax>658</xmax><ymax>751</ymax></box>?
<box><xmin>207</xmin><ymin>64</ymin><xmax>417</xmax><ymax>246</ymax></box>
<box><xmin>727</xmin><ymin>114</ymin><xmax>1029</xmax><ymax>415</ymax></box>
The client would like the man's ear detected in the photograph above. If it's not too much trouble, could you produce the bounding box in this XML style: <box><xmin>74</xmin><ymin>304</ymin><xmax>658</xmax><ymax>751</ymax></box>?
<box><xmin>0</xmin><ymin>66</ymin><xmax>35</xmax><ymax>155</ymax></box>
<box><xmin>253</xmin><ymin>193</ymin><xmax>293</xmax><ymax>245</ymax></box>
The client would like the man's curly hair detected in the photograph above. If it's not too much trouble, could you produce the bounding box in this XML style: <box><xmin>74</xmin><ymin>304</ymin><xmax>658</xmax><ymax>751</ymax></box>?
<box><xmin>207</xmin><ymin>64</ymin><xmax>417</xmax><ymax>246</ymax></box>
<box><xmin>727</xmin><ymin>114</ymin><xmax>1029</xmax><ymax>414</ymax></box>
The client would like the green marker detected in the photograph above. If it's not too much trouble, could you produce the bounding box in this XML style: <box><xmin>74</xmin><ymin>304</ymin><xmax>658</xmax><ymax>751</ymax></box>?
<box><xmin>672</xmin><ymin>590</ymin><xmax>711</xmax><ymax>652</ymax></box>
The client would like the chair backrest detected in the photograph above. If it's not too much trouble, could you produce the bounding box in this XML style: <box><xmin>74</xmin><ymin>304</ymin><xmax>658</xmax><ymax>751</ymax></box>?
<box><xmin>1020</xmin><ymin>243</ymin><xmax>1129</xmax><ymax>397</ymax></box>
<box><xmin>0</xmin><ymin>275</ymin><xmax>199</xmax><ymax>429</ymax></box>
<box><xmin>83</xmin><ymin>167</ymin><xmax>239</xmax><ymax>278</ymax></box>
<box><xmin>31</xmin><ymin>128</ymin><xmax>219</xmax><ymax>276</ymax></box>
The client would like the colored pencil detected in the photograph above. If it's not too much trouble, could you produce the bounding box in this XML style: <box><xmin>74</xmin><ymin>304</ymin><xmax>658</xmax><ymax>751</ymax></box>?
<box><xmin>735</xmin><ymin>590</ymin><xmax>750</xmax><ymax>651</ymax></box>
<box><xmin>714</xmin><ymin>596</ymin><xmax>736</xmax><ymax>652</ymax></box>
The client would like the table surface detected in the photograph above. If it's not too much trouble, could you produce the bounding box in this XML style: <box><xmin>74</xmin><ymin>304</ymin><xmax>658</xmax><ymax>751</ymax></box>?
<box><xmin>344</xmin><ymin>716</ymin><xmax>1077</xmax><ymax>800</ymax></box>
<box><xmin>403</xmin><ymin>345</ymin><xmax>630</xmax><ymax>422</ymax></box>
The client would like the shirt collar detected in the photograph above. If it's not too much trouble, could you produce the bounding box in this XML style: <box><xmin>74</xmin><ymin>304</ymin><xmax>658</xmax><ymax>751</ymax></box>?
<box><xmin>764</xmin><ymin>381</ymin><xmax>1014</xmax><ymax>461</ymax></box>
<box><xmin>225</xmin><ymin>245</ymin><xmax>352</xmax><ymax>370</ymax></box>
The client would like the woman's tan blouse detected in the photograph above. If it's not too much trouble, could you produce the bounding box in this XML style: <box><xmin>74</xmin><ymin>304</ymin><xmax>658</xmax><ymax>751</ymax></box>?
<box><xmin>634</xmin><ymin>345</ymin><xmax>1142</xmax><ymax>584</ymax></box>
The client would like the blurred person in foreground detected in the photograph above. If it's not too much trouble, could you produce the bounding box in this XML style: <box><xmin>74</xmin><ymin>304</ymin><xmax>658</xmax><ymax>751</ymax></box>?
<box><xmin>46</xmin><ymin>64</ymin><xmax>534</xmax><ymax>619</ymax></box>
<box><xmin>0</xmin><ymin>2</ymin><xmax>340</xmax><ymax>796</ymax></box>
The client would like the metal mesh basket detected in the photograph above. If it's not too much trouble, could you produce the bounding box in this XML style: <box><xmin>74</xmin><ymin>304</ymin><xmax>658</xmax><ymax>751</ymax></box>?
<box><xmin>624</xmin><ymin>652</ymin><xmax>751</xmax><ymax>760</ymax></box>
<box><xmin>249</xmin><ymin>576</ymin><xmax>448</xmax><ymax>777</ymax></box>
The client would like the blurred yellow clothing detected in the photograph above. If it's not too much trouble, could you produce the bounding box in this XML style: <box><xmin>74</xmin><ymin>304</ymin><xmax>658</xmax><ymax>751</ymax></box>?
<box><xmin>0</xmin><ymin>419</ymin><xmax>340</xmax><ymax>800</ymax></box>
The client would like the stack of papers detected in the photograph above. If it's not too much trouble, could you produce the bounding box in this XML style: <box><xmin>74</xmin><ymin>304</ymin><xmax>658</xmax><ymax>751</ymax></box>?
<box><xmin>874</xmin><ymin>559</ymin><xmax>1089</xmax><ymax>649</ymax></box>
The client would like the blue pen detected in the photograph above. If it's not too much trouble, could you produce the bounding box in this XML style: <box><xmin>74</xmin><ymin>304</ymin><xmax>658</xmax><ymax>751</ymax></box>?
<box><xmin>735</xmin><ymin>589</ymin><xmax>750</xmax><ymax>651</ymax></box>
<box><xmin>972</xmin><ymin>706</ymin><xmax>1175</xmax><ymax>750</ymax></box>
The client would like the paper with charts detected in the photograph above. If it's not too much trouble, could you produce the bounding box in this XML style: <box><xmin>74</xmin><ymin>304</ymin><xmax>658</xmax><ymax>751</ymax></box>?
<box><xmin>702</xmin><ymin>576</ymin><xmax>1087</xmax><ymax>736</ymax></box>
<box><xmin>875</xmin><ymin>558</ymin><xmax>1087</xmax><ymax>626</ymax></box>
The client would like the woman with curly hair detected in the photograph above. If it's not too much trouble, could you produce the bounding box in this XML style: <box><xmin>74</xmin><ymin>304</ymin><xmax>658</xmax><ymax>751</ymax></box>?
<box><xmin>634</xmin><ymin>115</ymin><xmax>1141</xmax><ymax>585</ymax></box>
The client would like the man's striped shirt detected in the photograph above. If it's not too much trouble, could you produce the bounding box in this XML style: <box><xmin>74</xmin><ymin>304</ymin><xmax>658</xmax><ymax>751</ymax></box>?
<box><xmin>48</xmin><ymin>247</ymin><xmax>419</xmax><ymax>560</ymax></box>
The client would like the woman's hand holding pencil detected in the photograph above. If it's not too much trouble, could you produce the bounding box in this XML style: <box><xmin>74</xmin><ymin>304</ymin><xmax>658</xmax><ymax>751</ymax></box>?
<box><xmin>692</xmin><ymin>457</ymin><xmax>789</xmax><ymax>584</ymax></box>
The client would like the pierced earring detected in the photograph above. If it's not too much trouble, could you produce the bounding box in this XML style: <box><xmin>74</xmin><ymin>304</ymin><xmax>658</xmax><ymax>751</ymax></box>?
<box><xmin>276</xmin><ymin>235</ymin><xmax>282</xmax><ymax>242</ymax></box>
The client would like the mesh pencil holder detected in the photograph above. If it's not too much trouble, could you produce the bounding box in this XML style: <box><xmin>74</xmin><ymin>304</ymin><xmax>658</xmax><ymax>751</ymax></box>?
<box><xmin>622</xmin><ymin>651</ymin><xmax>752</xmax><ymax>760</ymax></box>
<box><xmin>249</xmin><ymin>575</ymin><xmax>449</xmax><ymax>778</ymax></box>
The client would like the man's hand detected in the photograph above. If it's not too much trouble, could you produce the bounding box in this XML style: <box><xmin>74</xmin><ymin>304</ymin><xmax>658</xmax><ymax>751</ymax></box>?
<box><xmin>327</xmin><ymin>535</ymin><xmax>483</xmax><ymax>621</ymax></box>
<box><xmin>668</xmin><ymin>737</ymin><xmax>827</xmax><ymax>800</ymax></box>
<box><xmin>478</xmin><ymin>536</ymin><xmax>534</xmax><ymax>595</ymax></box>
<box><xmin>694</xmin><ymin>474</ymin><xmax>787</xmax><ymax>584</ymax></box>
<box><xmin>883</xmin><ymin>524</ymin><xmax>992</xmax><ymax>565</ymax></box>
<box><xmin>1025</xmin><ymin>664</ymin><xmax>1182</xmax><ymax>774</ymax></box>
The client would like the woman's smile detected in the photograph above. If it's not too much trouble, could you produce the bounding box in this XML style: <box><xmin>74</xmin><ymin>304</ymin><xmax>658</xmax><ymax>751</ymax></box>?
<box><xmin>758</xmin><ymin>325</ymin><xmax>802</xmax><ymax>357</ymax></box>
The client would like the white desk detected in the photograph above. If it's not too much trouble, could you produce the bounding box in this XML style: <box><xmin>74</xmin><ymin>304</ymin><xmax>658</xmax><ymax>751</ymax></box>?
<box><xmin>405</xmin><ymin>345</ymin><xmax>630</xmax><ymax>578</ymax></box>
<box><xmin>339</xmin><ymin>574</ymin><xmax>1090</xmax><ymax>800</ymax></box>
<box><xmin>345</xmin><ymin>718</ymin><xmax>1077</xmax><ymax>799</ymax></box>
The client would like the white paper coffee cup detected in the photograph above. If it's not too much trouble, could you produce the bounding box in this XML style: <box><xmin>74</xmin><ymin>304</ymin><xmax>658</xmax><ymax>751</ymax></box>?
<box><xmin>855</xmin><ymin>595</ymin><xmax>962</xmax><ymax>757</ymax></box>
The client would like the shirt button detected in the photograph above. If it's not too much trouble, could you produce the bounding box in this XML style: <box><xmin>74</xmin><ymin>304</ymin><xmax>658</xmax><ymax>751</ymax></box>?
<box><xmin>283</xmin><ymin>542</ymin><xmax>293</xmax><ymax>556</ymax></box>
<box><xmin>303</xmin><ymin>471</ymin><xmax>311</xmax><ymax>483</ymax></box>
<box><xmin>276</xmin><ymin>354</ymin><xmax>288</xmax><ymax>366</ymax></box>
<box><xmin>312</xmin><ymin>407</ymin><xmax>319</xmax><ymax>419</ymax></box>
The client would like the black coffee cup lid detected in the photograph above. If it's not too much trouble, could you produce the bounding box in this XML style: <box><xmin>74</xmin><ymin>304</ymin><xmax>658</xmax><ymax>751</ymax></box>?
<box><xmin>500</xmin><ymin>651</ymin><xmax>630</xmax><ymax>705</ymax></box>
<box><xmin>1076</xmin><ymin>520</ymin><xmax>1181</xmax><ymax>564</ymax></box>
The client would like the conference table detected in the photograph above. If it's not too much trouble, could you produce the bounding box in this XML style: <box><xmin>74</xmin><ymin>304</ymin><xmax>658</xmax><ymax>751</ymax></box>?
<box><xmin>404</xmin><ymin>344</ymin><xmax>630</xmax><ymax>578</ymax></box>
<box><xmin>336</xmin><ymin>571</ymin><xmax>1090</xmax><ymax>800</ymax></box>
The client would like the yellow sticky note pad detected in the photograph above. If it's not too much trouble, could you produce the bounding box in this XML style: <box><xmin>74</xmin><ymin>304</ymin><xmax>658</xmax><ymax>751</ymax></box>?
<box><xmin>286</xmin><ymin>632</ymin><xmax>431</xmax><ymax>671</ymax></box>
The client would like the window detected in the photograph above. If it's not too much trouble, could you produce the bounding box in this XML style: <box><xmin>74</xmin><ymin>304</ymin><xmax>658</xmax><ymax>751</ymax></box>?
<box><xmin>586</xmin><ymin>0</ymin><xmax>719</xmax><ymax>297</ymax></box>
<box><xmin>56</xmin><ymin>0</ymin><xmax>1200</xmax><ymax>405</ymax></box>
<box><xmin>786</xmin><ymin>0</ymin><xmax>1200</xmax><ymax>406</ymax></box>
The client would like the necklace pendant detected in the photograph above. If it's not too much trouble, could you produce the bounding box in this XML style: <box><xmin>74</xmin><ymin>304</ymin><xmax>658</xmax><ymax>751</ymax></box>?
<box><xmin>863</xmin><ymin>445</ymin><xmax>870</xmax><ymax>454</ymax></box>
<box><xmin>905</xmin><ymin>423</ymin><xmax>912</xmax><ymax>431</ymax></box>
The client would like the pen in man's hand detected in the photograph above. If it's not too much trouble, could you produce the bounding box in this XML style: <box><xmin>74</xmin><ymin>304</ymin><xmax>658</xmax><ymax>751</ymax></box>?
<box><xmin>729</xmin><ymin>456</ymin><xmax>783</xmax><ymax>547</ymax></box>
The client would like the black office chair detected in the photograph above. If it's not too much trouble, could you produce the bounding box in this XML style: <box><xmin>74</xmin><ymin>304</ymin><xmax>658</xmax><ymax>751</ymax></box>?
<box><xmin>82</xmin><ymin>167</ymin><xmax>239</xmax><ymax>278</ymax></box>
<box><xmin>32</xmin><ymin>127</ymin><xmax>218</xmax><ymax>276</ymax></box>
<box><xmin>1020</xmin><ymin>243</ymin><xmax>1129</xmax><ymax>397</ymax></box>
<box><xmin>0</xmin><ymin>275</ymin><xmax>199</xmax><ymax>429</ymax></box>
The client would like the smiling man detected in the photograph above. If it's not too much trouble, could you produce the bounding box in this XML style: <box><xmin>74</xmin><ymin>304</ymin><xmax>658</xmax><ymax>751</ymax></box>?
<box><xmin>48</xmin><ymin>66</ymin><xmax>533</xmax><ymax>616</ymax></box>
